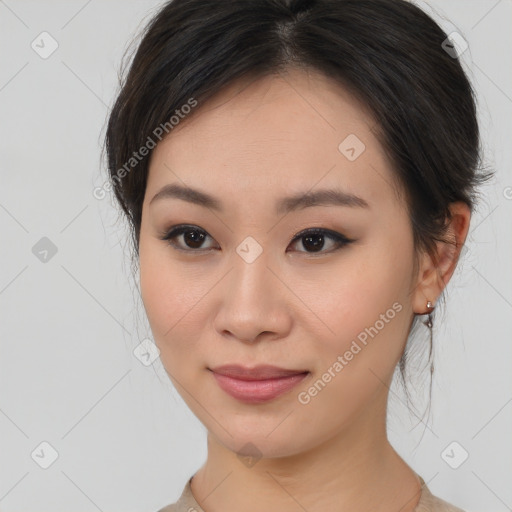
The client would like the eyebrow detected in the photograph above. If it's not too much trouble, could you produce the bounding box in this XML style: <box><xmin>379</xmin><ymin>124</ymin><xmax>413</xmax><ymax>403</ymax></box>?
<box><xmin>149</xmin><ymin>183</ymin><xmax>370</xmax><ymax>214</ymax></box>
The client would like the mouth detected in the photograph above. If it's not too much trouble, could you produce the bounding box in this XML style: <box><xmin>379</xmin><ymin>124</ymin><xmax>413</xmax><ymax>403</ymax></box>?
<box><xmin>208</xmin><ymin>364</ymin><xmax>310</xmax><ymax>404</ymax></box>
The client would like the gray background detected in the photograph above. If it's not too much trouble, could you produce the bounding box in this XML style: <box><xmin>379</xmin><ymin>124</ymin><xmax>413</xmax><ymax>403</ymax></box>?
<box><xmin>0</xmin><ymin>1</ymin><xmax>511</xmax><ymax>511</ymax></box>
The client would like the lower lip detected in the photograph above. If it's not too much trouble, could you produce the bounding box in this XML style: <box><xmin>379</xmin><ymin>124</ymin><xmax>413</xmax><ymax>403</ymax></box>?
<box><xmin>210</xmin><ymin>371</ymin><xmax>309</xmax><ymax>404</ymax></box>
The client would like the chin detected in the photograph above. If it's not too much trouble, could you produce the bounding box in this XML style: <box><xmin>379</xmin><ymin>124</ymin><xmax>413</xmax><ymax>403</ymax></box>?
<box><xmin>210</xmin><ymin>421</ymin><xmax>314</xmax><ymax>461</ymax></box>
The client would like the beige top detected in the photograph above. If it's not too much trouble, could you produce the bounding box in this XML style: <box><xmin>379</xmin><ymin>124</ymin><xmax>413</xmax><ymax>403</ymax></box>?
<box><xmin>157</xmin><ymin>474</ymin><xmax>466</xmax><ymax>512</ymax></box>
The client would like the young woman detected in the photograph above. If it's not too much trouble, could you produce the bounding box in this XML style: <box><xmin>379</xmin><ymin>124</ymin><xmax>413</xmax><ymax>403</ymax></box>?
<box><xmin>104</xmin><ymin>0</ymin><xmax>493</xmax><ymax>510</ymax></box>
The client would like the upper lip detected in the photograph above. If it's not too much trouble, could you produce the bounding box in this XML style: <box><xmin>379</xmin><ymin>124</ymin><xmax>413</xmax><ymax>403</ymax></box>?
<box><xmin>209</xmin><ymin>364</ymin><xmax>309</xmax><ymax>381</ymax></box>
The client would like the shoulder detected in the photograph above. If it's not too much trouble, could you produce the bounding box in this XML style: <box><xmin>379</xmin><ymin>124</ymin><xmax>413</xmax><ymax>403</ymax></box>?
<box><xmin>416</xmin><ymin>478</ymin><xmax>467</xmax><ymax>512</ymax></box>
<box><xmin>156</xmin><ymin>475</ymin><xmax>204</xmax><ymax>512</ymax></box>
<box><xmin>156</xmin><ymin>500</ymin><xmax>196</xmax><ymax>512</ymax></box>
<box><xmin>155</xmin><ymin>505</ymin><xmax>178</xmax><ymax>512</ymax></box>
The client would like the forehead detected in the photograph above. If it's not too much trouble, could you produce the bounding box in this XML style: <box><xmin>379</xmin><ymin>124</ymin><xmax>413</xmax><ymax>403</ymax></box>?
<box><xmin>146</xmin><ymin>69</ymin><xmax>398</xmax><ymax>211</ymax></box>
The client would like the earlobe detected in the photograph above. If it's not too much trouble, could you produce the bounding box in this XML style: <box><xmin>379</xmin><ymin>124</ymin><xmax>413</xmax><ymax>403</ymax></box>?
<box><xmin>411</xmin><ymin>201</ymin><xmax>471</xmax><ymax>315</ymax></box>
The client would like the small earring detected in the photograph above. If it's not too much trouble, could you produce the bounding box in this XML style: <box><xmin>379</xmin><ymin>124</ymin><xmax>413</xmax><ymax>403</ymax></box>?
<box><xmin>424</xmin><ymin>300</ymin><xmax>435</xmax><ymax>374</ymax></box>
<box><xmin>424</xmin><ymin>300</ymin><xmax>434</xmax><ymax>329</ymax></box>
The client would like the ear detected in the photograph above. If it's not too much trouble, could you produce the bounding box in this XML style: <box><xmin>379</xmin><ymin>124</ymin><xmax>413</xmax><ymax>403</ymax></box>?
<box><xmin>411</xmin><ymin>201</ymin><xmax>471</xmax><ymax>315</ymax></box>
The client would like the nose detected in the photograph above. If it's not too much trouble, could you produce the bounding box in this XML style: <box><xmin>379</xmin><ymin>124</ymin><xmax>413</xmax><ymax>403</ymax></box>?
<box><xmin>213</xmin><ymin>249</ymin><xmax>292</xmax><ymax>344</ymax></box>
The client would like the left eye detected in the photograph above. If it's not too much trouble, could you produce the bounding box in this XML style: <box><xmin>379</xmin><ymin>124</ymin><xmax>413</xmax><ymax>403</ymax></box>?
<box><xmin>289</xmin><ymin>228</ymin><xmax>354</xmax><ymax>254</ymax></box>
<box><xmin>160</xmin><ymin>225</ymin><xmax>354</xmax><ymax>254</ymax></box>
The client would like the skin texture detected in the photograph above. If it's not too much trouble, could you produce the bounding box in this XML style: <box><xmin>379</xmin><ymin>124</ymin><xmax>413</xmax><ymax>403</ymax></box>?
<box><xmin>138</xmin><ymin>68</ymin><xmax>470</xmax><ymax>512</ymax></box>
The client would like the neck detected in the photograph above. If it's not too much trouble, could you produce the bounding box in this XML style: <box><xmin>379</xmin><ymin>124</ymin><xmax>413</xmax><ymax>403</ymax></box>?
<box><xmin>190</xmin><ymin>396</ymin><xmax>422</xmax><ymax>512</ymax></box>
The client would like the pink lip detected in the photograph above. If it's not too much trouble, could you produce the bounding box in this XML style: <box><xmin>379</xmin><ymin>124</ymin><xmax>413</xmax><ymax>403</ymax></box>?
<box><xmin>209</xmin><ymin>365</ymin><xmax>309</xmax><ymax>404</ymax></box>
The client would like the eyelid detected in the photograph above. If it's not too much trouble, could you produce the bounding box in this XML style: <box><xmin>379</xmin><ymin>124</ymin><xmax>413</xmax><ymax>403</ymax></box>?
<box><xmin>159</xmin><ymin>224</ymin><xmax>355</xmax><ymax>254</ymax></box>
<box><xmin>159</xmin><ymin>224</ymin><xmax>218</xmax><ymax>253</ymax></box>
<box><xmin>288</xmin><ymin>227</ymin><xmax>354</xmax><ymax>254</ymax></box>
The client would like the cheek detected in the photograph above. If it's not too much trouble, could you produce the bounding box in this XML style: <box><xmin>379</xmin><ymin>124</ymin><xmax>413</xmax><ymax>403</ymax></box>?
<box><xmin>290</xmin><ymin>249</ymin><xmax>413</xmax><ymax>433</ymax></box>
<box><xmin>299</xmin><ymin>237</ymin><xmax>414</xmax><ymax>374</ymax></box>
<box><xmin>139</xmin><ymin>239</ymin><xmax>203</xmax><ymax>353</ymax></box>
<box><xmin>139</xmin><ymin>243</ymin><xmax>170</xmax><ymax>334</ymax></box>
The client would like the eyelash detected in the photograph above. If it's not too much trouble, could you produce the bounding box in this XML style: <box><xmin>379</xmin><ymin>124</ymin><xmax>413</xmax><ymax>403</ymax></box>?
<box><xmin>159</xmin><ymin>224</ymin><xmax>355</xmax><ymax>256</ymax></box>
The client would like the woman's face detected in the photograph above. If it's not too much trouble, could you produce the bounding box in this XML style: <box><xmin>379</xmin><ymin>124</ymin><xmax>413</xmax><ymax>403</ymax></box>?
<box><xmin>139</xmin><ymin>69</ymin><xmax>421</xmax><ymax>458</ymax></box>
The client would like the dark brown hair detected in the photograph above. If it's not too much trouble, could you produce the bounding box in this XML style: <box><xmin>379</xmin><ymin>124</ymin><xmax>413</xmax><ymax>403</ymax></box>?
<box><xmin>103</xmin><ymin>0</ymin><xmax>493</xmax><ymax>418</ymax></box>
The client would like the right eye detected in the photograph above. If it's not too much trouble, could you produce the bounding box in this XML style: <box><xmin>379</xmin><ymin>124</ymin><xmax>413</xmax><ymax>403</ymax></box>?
<box><xmin>160</xmin><ymin>224</ymin><xmax>219</xmax><ymax>252</ymax></box>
